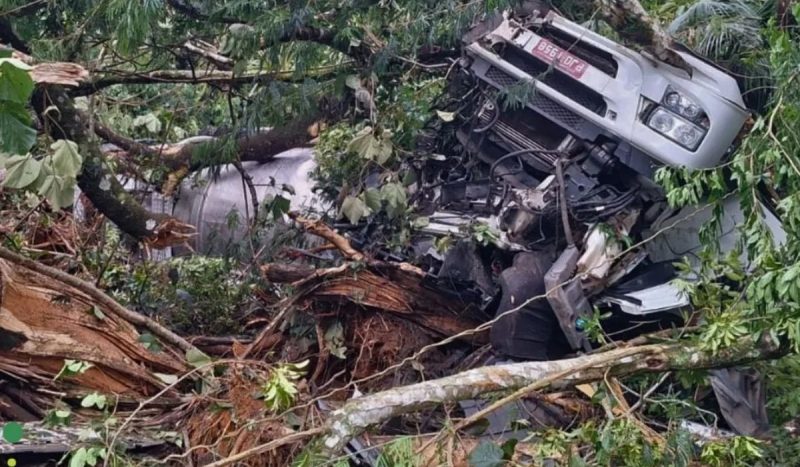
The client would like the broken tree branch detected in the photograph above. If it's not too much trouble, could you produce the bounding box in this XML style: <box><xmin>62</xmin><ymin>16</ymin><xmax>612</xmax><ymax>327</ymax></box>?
<box><xmin>316</xmin><ymin>337</ymin><xmax>784</xmax><ymax>456</ymax></box>
<box><xmin>0</xmin><ymin>245</ymin><xmax>198</xmax><ymax>354</ymax></box>
<box><xmin>71</xmin><ymin>64</ymin><xmax>349</xmax><ymax>96</ymax></box>
<box><xmin>594</xmin><ymin>0</ymin><xmax>691</xmax><ymax>74</ymax></box>
<box><xmin>183</xmin><ymin>40</ymin><xmax>234</xmax><ymax>69</ymax></box>
<box><xmin>290</xmin><ymin>214</ymin><xmax>364</xmax><ymax>262</ymax></box>
<box><xmin>32</xmin><ymin>85</ymin><xmax>197</xmax><ymax>245</ymax></box>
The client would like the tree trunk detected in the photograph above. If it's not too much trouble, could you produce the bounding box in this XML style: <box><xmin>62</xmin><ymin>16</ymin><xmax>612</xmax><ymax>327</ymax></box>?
<box><xmin>594</xmin><ymin>0</ymin><xmax>690</xmax><ymax>74</ymax></box>
<box><xmin>317</xmin><ymin>338</ymin><xmax>784</xmax><ymax>455</ymax></box>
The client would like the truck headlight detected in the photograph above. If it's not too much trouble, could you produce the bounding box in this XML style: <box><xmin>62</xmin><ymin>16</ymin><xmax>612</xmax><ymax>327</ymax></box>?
<box><xmin>647</xmin><ymin>107</ymin><xmax>706</xmax><ymax>150</ymax></box>
<box><xmin>662</xmin><ymin>86</ymin><xmax>707</xmax><ymax>126</ymax></box>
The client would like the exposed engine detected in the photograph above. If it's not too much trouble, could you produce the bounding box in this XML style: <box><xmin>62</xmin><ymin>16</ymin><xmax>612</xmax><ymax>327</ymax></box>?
<box><xmin>407</xmin><ymin>8</ymin><xmax>753</xmax><ymax>359</ymax></box>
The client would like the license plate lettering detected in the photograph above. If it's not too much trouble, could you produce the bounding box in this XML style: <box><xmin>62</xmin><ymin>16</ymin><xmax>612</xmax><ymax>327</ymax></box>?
<box><xmin>531</xmin><ymin>39</ymin><xmax>588</xmax><ymax>79</ymax></box>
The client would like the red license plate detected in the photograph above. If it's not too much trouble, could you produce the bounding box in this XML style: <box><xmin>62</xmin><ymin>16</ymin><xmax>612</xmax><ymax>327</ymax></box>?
<box><xmin>531</xmin><ymin>38</ymin><xmax>588</xmax><ymax>79</ymax></box>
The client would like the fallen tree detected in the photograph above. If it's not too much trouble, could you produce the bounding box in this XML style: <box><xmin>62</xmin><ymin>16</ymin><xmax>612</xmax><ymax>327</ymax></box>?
<box><xmin>199</xmin><ymin>336</ymin><xmax>784</xmax><ymax>465</ymax></box>
<box><xmin>314</xmin><ymin>337</ymin><xmax>784</xmax><ymax>455</ymax></box>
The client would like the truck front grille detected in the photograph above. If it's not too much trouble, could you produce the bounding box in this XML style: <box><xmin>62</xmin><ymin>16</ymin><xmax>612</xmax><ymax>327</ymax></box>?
<box><xmin>484</xmin><ymin>66</ymin><xmax>586</xmax><ymax>131</ymax></box>
<box><xmin>500</xmin><ymin>46</ymin><xmax>607</xmax><ymax>115</ymax></box>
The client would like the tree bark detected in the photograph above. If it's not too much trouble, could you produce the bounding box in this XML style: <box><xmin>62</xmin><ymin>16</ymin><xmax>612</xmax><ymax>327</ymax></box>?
<box><xmin>317</xmin><ymin>337</ymin><xmax>784</xmax><ymax>455</ymax></box>
<box><xmin>71</xmin><ymin>64</ymin><xmax>348</xmax><ymax>96</ymax></box>
<box><xmin>0</xmin><ymin>245</ymin><xmax>198</xmax><ymax>354</ymax></box>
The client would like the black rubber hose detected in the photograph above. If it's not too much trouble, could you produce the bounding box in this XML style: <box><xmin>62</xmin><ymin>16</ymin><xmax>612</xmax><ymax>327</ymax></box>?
<box><xmin>489</xmin><ymin>148</ymin><xmax>562</xmax><ymax>182</ymax></box>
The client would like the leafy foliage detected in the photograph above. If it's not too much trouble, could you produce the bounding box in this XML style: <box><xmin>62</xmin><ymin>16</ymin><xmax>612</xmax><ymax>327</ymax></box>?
<box><xmin>0</xmin><ymin>57</ymin><xmax>35</xmax><ymax>155</ymax></box>
<box><xmin>375</xmin><ymin>437</ymin><xmax>421</xmax><ymax>467</ymax></box>
<box><xmin>261</xmin><ymin>360</ymin><xmax>309</xmax><ymax>412</ymax></box>
<box><xmin>468</xmin><ymin>440</ymin><xmax>505</xmax><ymax>467</ymax></box>
<box><xmin>104</xmin><ymin>256</ymin><xmax>251</xmax><ymax>335</ymax></box>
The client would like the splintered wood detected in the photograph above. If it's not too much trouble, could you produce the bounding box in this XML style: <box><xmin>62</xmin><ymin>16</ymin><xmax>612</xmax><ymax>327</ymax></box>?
<box><xmin>0</xmin><ymin>258</ymin><xmax>186</xmax><ymax>420</ymax></box>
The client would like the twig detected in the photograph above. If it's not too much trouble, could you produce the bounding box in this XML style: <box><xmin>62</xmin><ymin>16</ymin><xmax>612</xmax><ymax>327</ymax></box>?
<box><xmin>290</xmin><ymin>214</ymin><xmax>364</xmax><ymax>261</ymax></box>
<box><xmin>624</xmin><ymin>371</ymin><xmax>672</xmax><ymax>416</ymax></box>
<box><xmin>203</xmin><ymin>427</ymin><xmax>325</xmax><ymax>467</ymax></box>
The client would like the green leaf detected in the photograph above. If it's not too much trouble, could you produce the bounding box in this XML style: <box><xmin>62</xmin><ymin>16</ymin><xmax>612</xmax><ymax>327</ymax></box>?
<box><xmin>70</xmin><ymin>447</ymin><xmax>88</xmax><ymax>467</ymax></box>
<box><xmin>186</xmin><ymin>348</ymin><xmax>212</xmax><ymax>368</ymax></box>
<box><xmin>3</xmin><ymin>154</ymin><xmax>41</xmax><ymax>189</ymax></box>
<box><xmin>340</xmin><ymin>195</ymin><xmax>367</xmax><ymax>224</ymax></box>
<box><xmin>500</xmin><ymin>439</ymin><xmax>518</xmax><ymax>460</ymax></box>
<box><xmin>50</xmin><ymin>140</ymin><xmax>82</xmax><ymax>178</ymax></box>
<box><xmin>80</xmin><ymin>392</ymin><xmax>107</xmax><ymax>410</ymax></box>
<box><xmin>37</xmin><ymin>172</ymin><xmax>76</xmax><ymax>209</ymax></box>
<box><xmin>64</xmin><ymin>359</ymin><xmax>93</xmax><ymax>375</ymax></box>
<box><xmin>272</xmin><ymin>194</ymin><xmax>291</xmax><ymax>218</ymax></box>
<box><xmin>347</xmin><ymin>126</ymin><xmax>392</xmax><ymax>163</ymax></box>
<box><xmin>0</xmin><ymin>101</ymin><xmax>36</xmax><ymax>154</ymax></box>
<box><xmin>0</xmin><ymin>58</ymin><xmax>34</xmax><ymax>103</ymax></box>
<box><xmin>138</xmin><ymin>332</ymin><xmax>162</xmax><ymax>352</ymax></box>
<box><xmin>381</xmin><ymin>182</ymin><xmax>406</xmax><ymax>208</ymax></box>
<box><xmin>468</xmin><ymin>441</ymin><xmax>505</xmax><ymax>467</ymax></box>
<box><xmin>154</xmin><ymin>372</ymin><xmax>179</xmax><ymax>385</ymax></box>
<box><xmin>364</xmin><ymin>188</ymin><xmax>382</xmax><ymax>211</ymax></box>
<box><xmin>412</xmin><ymin>216</ymin><xmax>430</xmax><ymax>228</ymax></box>
<box><xmin>380</xmin><ymin>182</ymin><xmax>407</xmax><ymax>218</ymax></box>
<box><xmin>133</xmin><ymin>112</ymin><xmax>162</xmax><ymax>133</ymax></box>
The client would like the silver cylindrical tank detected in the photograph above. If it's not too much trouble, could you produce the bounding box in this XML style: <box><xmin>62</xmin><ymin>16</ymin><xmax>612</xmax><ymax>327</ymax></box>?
<box><xmin>171</xmin><ymin>147</ymin><xmax>327</xmax><ymax>254</ymax></box>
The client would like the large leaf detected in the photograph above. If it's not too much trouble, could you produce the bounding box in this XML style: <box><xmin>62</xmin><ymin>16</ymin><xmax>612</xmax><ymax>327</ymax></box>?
<box><xmin>468</xmin><ymin>441</ymin><xmax>505</xmax><ymax>467</ymax></box>
<box><xmin>50</xmin><ymin>140</ymin><xmax>83</xmax><ymax>178</ymax></box>
<box><xmin>186</xmin><ymin>348</ymin><xmax>212</xmax><ymax>368</ymax></box>
<box><xmin>3</xmin><ymin>154</ymin><xmax>41</xmax><ymax>189</ymax></box>
<box><xmin>0</xmin><ymin>58</ymin><xmax>34</xmax><ymax>104</ymax></box>
<box><xmin>363</xmin><ymin>188</ymin><xmax>382</xmax><ymax>212</ymax></box>
<box><xmin>37</xmin><ymin>171</ymin><xmax>76</xmax><ymax>209</ymax></box>
<box><xmin>380</xmin><ymin>182</ymin><xmax>407</xmax><ymax>219</ymax></box>
<box><xmin>0</xmin><ymin>101</ymin><xmax>36</xmax><ymax>154</ymax></box>
<box><xmin>340</xmin><ymin>195</ymin><xmax>367</xmax><ymax>225</ymax></box>
<box><xmin>347</xmin><ymin>126</ymin><xmax>393</xmax><ymax>164</ymax></box>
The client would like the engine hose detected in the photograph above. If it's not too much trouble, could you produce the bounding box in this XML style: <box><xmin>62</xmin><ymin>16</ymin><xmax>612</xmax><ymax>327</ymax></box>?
<box><xmin>489</xmin><ymin>147</ymin><xmax>562</xmax><ymax>182</ymax></box>
<box><xmin>473</xmin><ymin>99</ymin><xmax>501</xmax><ymax>133</ymax></box>
<box><xmin>554</xmin><ymin>158</ymin><xmax>575</xmax><ymax>247</ymax></box>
